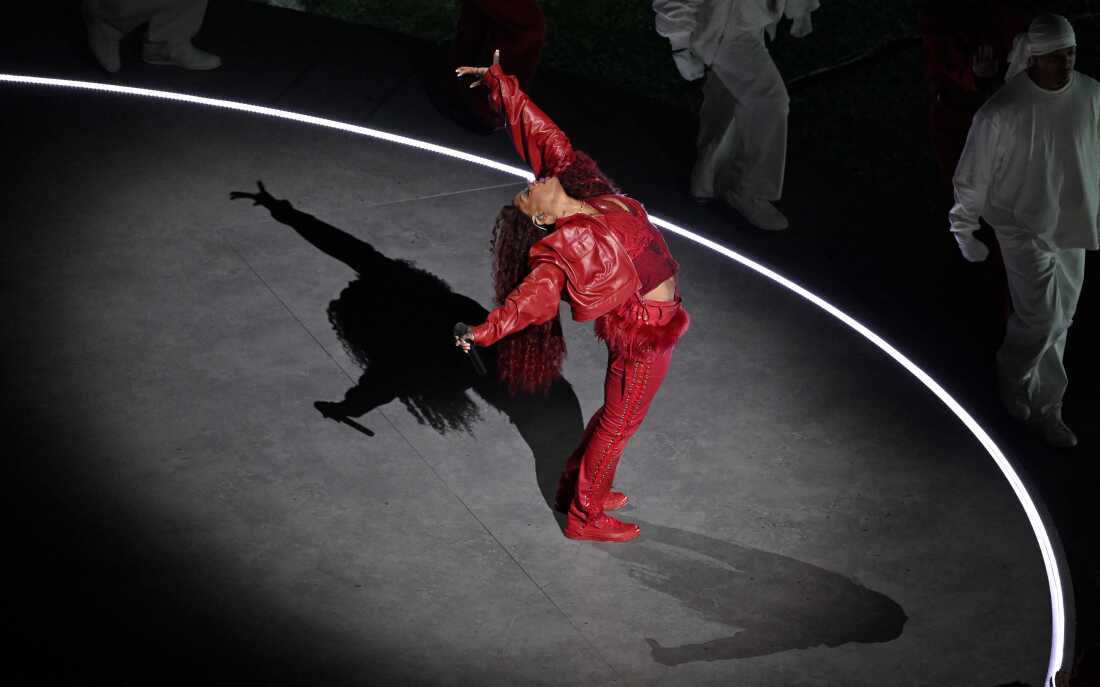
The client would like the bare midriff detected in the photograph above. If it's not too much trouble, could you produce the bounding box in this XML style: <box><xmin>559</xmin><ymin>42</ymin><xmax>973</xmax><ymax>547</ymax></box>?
<box><xmin>644</xmin><ymin>276</ymin><xmax>676</xmax><ymax>302</ymax></box>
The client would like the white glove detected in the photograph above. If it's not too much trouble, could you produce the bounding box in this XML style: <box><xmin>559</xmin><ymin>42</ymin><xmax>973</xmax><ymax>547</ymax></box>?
<box><xmin>790</xmin><ymin>13</ymin><xmax>813</xmax><ymax>38</ymax></box>
<box><xmin>954</xmin><ymin>231</ymin><xmax>990</xmax><ymax>262</ymax></box>
<box><xmin>671</xmin><ymin>48</ymin><xmax>705</xmax><ymax>81</ymax></box>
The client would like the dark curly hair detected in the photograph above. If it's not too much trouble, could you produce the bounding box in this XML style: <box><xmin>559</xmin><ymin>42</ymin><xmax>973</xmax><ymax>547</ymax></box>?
<box><xmin>490</xmin><ymin>150</ymin><xmax>620</xmax><ymax>395</ymax></box>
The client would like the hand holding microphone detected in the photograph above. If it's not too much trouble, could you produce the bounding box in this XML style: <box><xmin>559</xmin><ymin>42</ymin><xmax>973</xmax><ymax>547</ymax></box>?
<box><xmin>454</xmin><ymin>323</ymin><xmax>487</xmax><ymax>376</ymax></box>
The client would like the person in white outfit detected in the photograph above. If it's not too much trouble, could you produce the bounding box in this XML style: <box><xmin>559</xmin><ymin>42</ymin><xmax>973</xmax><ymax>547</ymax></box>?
<box><xmin>653</xmin><ymin>0</ymin><xmax>819</xmax><ymax>231</ymax></box>
<box><xmin>950</xmin><ymin>14</ymin><xmax>1098</xmax><ymax>448</ymax></box>
<box><xmin>82</xmin><ymin>0</ymin><xmax>221</xmax><ymax>73</ymax></box>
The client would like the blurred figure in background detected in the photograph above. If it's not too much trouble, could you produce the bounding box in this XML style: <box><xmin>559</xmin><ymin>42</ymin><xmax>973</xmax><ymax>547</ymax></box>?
<box><xmin>919</xmin><ymin>0</ymin><xmax>1031</xmax><ymax>203</ymax></box>
<box><xmin>919</xmin><ymin>0</ymin><xmax>1032</xmax><ymax>344</ymax></box>
<box><xmin>448</xmin><ymin>0</ymin><xmax>546</xmax><ymax>132</ymax></box>
<box><xmin>82</xmin><ymin>0</ymin><xmax>221</xmax><ymax>73</ymax></box>
<box><xmin>653</xmin><ymin>0</ymin><xmax>820</xmax><ymax>232</ymax></box>
<box><xmin>950</xmin><ymin>14</ymin><xmax>1098</xmax><ymax>449</ymax></box>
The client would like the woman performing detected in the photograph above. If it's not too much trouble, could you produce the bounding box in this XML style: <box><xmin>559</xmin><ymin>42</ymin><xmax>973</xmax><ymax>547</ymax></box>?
<box><xmin>454</xmin><ymin>52</ymin><xmax>689</xmax><ymax>543</ymax></box>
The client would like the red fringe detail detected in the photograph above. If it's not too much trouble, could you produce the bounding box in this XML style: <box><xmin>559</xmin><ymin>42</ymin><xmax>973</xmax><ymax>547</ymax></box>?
<box><xmin>594</xmin><ymin>300</ymin><xmax>690</xmax><ymax>358</ymax></box>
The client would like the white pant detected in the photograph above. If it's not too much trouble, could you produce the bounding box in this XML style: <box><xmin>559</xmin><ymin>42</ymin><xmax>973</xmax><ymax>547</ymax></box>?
<box><xmin>995</xmin><ymin>230</ymin><xmax>1087</xmax><ymax>415</ymax></box>
<box><xmin>691</xmin><ymin>29</ymin><xmax>789</xmax><ymax>200</ymax></box>
<box><xmin>82</xmin><ymin>0</ymin><xmax>208</xmax><ymax>45</ymax></box>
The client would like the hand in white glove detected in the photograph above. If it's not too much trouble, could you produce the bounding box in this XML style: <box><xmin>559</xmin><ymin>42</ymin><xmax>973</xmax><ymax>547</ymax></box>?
<box><xmin>790</xmin><ymin>13</ymin><xmax>813</xmax><ymax>38</ymax></box>
<box><xmin>672</xmin><ymin>48</ymin><xmax>705</xmax><ymax>81</ymax></box>
<box><xmin>954</xmin><ymin>231</ymin><xmax>990</xmax><ymax>262</ymax></box>
<box><xmin>668</xmin><ymin>47</ymin><xmax>704</xmax><ymax>81</ymax></box>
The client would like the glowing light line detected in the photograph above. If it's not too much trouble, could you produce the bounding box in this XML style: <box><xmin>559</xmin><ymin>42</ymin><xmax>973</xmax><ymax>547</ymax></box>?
<box><xmin>647</xmin><ymin>217</ymin><xmax>1065</xmax><ymax>685</ymax></box>
<box><xmin>0</xmin><ymin>74</ymin><xmax>535</xmax><ymax>181</ymax></box>
<box><xmin>0</xmin><ymin>73</ymin><xmax>1065</xmax><ymax>686</ymax></box>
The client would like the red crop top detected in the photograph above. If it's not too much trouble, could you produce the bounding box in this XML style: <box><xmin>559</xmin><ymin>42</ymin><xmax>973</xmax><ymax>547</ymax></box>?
<box><xmin>585</xmin><ymin>195</ymin><xmax>679</xmax><ymax>295</ymax></box>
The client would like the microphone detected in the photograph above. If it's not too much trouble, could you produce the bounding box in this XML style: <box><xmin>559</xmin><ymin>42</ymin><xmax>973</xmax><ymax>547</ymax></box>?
<box><xmin>453</xmin><ymin>323</ymin><xmax>487</xmax><ymax>376</ymax></box>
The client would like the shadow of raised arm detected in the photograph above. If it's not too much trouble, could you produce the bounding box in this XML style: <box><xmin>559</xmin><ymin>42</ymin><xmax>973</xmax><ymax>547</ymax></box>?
<box><xmin>230</xmin><ymin>180</ymin><xmax>383</xmax><ymax>273</ymax></box>
<box><xmin>228</xmin><ymin>184</ymin><xmax>585</xmax><ymax>509</ymax></box>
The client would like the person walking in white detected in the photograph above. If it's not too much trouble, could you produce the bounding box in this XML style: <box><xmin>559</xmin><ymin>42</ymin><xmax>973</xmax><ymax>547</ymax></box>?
<box><xmin>82</xmin><ymin>0</ymin><xmax>221</xmax><ymax>73</ymax></box>
<box><xmin>950</xmin><ymin>14</ymin><xmax>1098</xmax><ymax>448</ymax></box>
<box><xmin>653</xmin><ymin>0</ymin><xmax>819</xmax><ymax>231</ymax></box>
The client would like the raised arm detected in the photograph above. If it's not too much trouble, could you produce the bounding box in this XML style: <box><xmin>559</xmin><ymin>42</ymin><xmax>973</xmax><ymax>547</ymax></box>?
<box><xmin>468</xmin><ymin>261</ymin><xmax>566</xmax><ymax>347</ymax></box>
<box><xmin>479</xmin><ymin>61</ymin><xmax>576</xmax><ymax>178</ymax></box>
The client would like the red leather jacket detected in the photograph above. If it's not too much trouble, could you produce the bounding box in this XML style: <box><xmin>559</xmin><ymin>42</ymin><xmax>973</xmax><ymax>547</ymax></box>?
<box><xmin>470</xmin><ymin>64</ymin><xmax>643</xmax><ymax>347</ymax></box>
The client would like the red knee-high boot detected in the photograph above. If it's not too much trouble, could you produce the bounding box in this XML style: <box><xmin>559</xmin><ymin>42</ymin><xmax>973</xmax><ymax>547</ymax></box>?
<box><xmin>564</xmin><ymin>437</ymin><xmax>639</xmax><ymax>541</ymax></box>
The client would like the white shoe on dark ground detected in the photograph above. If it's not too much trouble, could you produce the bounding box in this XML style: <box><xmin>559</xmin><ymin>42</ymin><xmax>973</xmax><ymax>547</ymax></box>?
<box><xmin>721</xmin><ymin>189</ymin><xmax>789</xmax><ymax>231</ymax></box>
<box><xmin>142</xmin><ymin>41</ymin><xmax>222</xmax><ymax>70</ymax></box>
<box><xmin>1038</xmin><ymin>410</ymin><xmax>1078</xmax><ymax>449</ymax></box>
<box><xmin>86</xmin><ymin>20</ymin><xmax>121</xmax><ymax>73</ymax></box>
<box><xmin>997</xmin><ymin>377</ymin><xmax>1031</xmax><ymax>422</ymax></box>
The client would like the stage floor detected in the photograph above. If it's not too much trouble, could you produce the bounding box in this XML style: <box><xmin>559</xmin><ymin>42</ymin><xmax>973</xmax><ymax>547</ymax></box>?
<box><xmin>1</xmin><ymin>3</ymin><xmax>1072</xmax><ymax>686</ymax></box>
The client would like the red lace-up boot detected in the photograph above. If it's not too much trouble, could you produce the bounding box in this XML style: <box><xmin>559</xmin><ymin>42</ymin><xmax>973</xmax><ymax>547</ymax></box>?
<box><xmin>555</xmin><ymin>425</ymin><xmax>628</xmax><ymax>512</ymax></box>
<box><xmin>563</xmin><ymin>442</ymin><xmax>639</xmax><ymax>542</ymax></box>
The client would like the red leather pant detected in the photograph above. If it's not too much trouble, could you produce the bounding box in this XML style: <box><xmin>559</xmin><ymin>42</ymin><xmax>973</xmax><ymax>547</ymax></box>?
<box><xmin>561</xmin><ymin>297</ymin><xmax>685</xmax><ymax>523</ymax></box>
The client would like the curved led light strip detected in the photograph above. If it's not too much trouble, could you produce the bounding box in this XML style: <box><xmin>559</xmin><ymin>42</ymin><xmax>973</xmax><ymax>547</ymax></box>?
<box><xmin>0</xmin><ymin>73</ymin><xmax>1065</xmax><ymax>685</ymax></box>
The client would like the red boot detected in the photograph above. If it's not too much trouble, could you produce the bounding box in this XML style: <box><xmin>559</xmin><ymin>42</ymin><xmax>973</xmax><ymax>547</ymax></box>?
<box><xmin>564</xmin><ymin>466</ymin><xmax>638</xmax><ymax>542</ymax></box>
<box><xmin>554</xmin><ymin>477</ymin><xmax>628</xmax><ymax>513</ymax></box>
<box><xmin>603</xmin><ymin>490</ymin><xmax>630</xmax><ymax>511</ymax></box>
<box><xmin>564</xmin><ymin>512</ymin><xmax>640</xmax><ymax>542</ymax></box>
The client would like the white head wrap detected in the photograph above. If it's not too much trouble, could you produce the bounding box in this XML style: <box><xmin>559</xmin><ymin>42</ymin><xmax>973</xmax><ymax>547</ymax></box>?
<box><xmin>1006</xmin><ymin>14</ymin><xmax>1076</xmax><ymax>81</ymax></box>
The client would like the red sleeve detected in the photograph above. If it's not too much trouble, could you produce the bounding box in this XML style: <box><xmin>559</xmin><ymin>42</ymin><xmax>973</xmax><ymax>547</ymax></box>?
<box><xmin>470</xmin><ymin>261</ymin><xmax>566</xmax><ymax>346</ymax></box>
<box><xmin>482</xmin><ymin>63</ymin><xmax>575</xmax><ymax>178</ymax></box>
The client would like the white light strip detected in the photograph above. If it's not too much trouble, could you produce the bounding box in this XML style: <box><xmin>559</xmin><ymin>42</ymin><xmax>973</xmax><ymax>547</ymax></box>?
<box><xmin>646</xmin><ymin>216</ymin><xmax>1065</xmax><ymax>685</ymax></box>
<box><xmin>0</xmin><ymin>74</ymin><xmax>535</xmax><ymax>182</ymax></box>
<box><xmin>0</xmin><ymin>73</ymin><xmax>1064</xmax><ymax>685</ymax></box>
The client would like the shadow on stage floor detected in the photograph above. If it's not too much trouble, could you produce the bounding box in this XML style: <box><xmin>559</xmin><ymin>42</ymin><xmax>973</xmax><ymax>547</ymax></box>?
<box><xmin>229</xmin><ymin>182</ymin><xmax>585</xmax><ymax>514</ymax></box>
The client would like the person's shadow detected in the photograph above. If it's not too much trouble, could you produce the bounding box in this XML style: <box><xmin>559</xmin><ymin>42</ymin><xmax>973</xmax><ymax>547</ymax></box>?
<box><xmin>617</xmin><ymin>521</ymin><xmax>908</xmax><ymax>664</ymax></box>
<box><xmin>229</xmin><ymin>182</ymin><xmax>582</xmax><ymax>508</ymax></box>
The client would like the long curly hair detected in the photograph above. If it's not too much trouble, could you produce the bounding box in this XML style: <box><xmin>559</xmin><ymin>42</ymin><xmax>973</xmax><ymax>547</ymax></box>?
<box><xmin>491</xmin><ymin>150</ymin><xmax>621</xmax><ymax>395</ymax></box>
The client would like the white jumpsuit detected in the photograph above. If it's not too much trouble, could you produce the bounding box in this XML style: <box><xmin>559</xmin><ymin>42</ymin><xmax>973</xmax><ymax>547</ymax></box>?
<box><xmin>653</xmin><ymin>0</ymin><xmax>819</xmax><ymax>200</ymax></box>
<box><xmin>82</xmin><ymin>0</ymin><xmax>209</xmax><ymax>46</ymax></box>
<box><xmin>950</xmin><ymin>70</ymin><xmax>1100</xmax><ymax>415</ymax></box>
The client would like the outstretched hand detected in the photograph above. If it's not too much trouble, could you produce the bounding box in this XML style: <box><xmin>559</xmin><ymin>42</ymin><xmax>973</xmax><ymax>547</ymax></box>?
<box><xmin>229</xmin><ymin>180</ymin><xmax>276</xmax><ymax>206</ymax></box>
<box><xmin>455</xmin><ymin>49</ymin><xmax>501</xmax><ymax>88</ymax></box>
<box><xmin>972</xmin><ymin>44</ymin><xmax>998</xmax><ymax>80</ymax></box>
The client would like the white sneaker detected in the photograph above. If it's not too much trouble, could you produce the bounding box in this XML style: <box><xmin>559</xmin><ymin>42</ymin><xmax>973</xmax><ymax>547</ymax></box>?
<box><xmin>721</xmin><ymin>189</ymin><xmax>789</xmax><ymax>231</ymax></box>
<box><xmin>86</xmin><ymin>20</ymin><xmax>121</xmax><ymax>73</ymax></box>
<box><xmin>997</xmin><ymin>377</ymin><xmax>1031</xmax><ymax>421</ymax></box>
<box><xmin>1038</xmin><ymin>410</ymin><xmax>1078</xmax><ymax>449</ymax></box>
<box><xmin>142</xmin><ymin>41</ymin><xmax>222</xmax><ymax>70</ymax></box>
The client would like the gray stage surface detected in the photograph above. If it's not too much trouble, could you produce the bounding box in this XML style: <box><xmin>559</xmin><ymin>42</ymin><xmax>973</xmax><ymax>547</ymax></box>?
<box><xmin>0</xmin><ymin>3</ymin><xmax>1065</xmax><ymax>686</ymax></box>
<box><xmin>1</xmin><ymin>82</ymin><xmax>1049</xmax><ymax>687</ymax></box>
